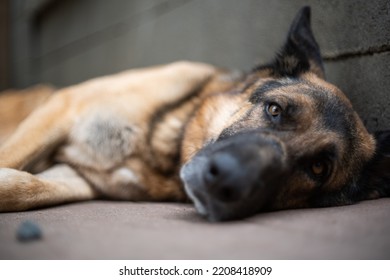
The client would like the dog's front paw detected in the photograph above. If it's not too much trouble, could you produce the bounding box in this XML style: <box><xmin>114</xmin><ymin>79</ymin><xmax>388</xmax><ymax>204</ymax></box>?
<box><xmin>0</xmin><ymin>168</ymin><xmax>41</xmax><ymax>212</ymax></box>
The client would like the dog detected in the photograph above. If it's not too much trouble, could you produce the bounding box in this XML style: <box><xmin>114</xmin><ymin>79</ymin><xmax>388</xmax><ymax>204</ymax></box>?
<box><xmin>0</xmin><ymin>7</ymin><xmax>389</xmax><ymax>221</ymax></box>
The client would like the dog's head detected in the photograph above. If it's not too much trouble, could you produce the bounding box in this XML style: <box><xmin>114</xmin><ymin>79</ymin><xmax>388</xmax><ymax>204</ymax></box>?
<box><xmin>180</xmin><ymin>7</ymin><xmax>390</xmax><ymax>221</ymax></box>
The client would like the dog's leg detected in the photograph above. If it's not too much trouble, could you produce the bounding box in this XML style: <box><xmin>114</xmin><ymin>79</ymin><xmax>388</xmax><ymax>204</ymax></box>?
<box><xmin>0</xmin><ymin>92</ymin><xmax>72</xmax><ymax>170</ymax></box>
<box><xmin>0</xmin><ymin>164</ymin><xmax>97</xmax><ymax>212</ymax></box>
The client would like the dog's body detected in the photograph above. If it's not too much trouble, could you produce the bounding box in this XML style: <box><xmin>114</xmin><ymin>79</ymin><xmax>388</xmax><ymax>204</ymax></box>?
<box><xmin>0</xmin><ymin>62</ymin><xmax>229</xmax><ymax>206</ymax></box>
<box><xmin>1</xmin><ymin>7</ymin><xmax>389</xmax><ymax>221</ymax></box>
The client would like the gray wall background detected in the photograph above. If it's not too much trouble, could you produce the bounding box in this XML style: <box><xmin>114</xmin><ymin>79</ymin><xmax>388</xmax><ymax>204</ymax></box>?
<box><xmin>8</xmin><ymin>0</ymin><xmax>390</xmax><ymax>132</ymax></box>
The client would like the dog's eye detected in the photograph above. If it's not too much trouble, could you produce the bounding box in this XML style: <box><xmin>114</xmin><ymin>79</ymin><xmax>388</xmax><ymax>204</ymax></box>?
<box><xmin>267</xmin><ymin>103</ymin><xmax>282</xmax><ymax>117</ymax></box>
<box><xmin>310</xmin><ymin>160</ymin><xmax>331</xmax><ymax>179</ymax></box>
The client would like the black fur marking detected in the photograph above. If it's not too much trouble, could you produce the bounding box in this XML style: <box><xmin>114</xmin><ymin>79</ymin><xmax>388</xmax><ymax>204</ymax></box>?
<box><xmin>249</xmin><ymin>79</ymin><xmax>302</xmax><ymax>104</ymax></box>
<box><xmin>289</xmin><ymin>81</ymin><xmax>357</xmax><ymax>144</ymax></box>
<box><xmin>249</xmin><ymin>81</ymin><xmax>283</xmax><ymax>104</ymax></box>
<box><xmin>354</xmin><ymin>131</ymin><xmax>390</xmax><ymax>199</ymax></box>
<box><xmin>145</xmin><ymin>78</ymin><xmax>210</xmax><ymax>177</ymax></box>
<box><xmin>309</xmin><ymin>187</ymin><xmax>355</xmax><ymax>208</ymax></box>
<box><xmin>315</xmin><ymin>92</ymin><xmax>353</xmax><ymax>130</ymax></box>
<box><xmin>253</xmin><ymin>7</ymin><xmax>324</xmax><ymax>78</ymax></box>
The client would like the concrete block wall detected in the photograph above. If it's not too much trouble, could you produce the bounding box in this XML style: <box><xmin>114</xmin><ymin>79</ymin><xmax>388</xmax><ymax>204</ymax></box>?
<box><xmin>9</xmin><ymin>0</ymin><xmax>390</xmax><ymax>131</ymax></box>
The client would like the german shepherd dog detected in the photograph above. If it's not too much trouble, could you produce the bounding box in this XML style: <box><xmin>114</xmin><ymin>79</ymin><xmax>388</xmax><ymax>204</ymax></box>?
<box><xmin>0</xmin><ymin>7</ymin><xmax>389</xmax><ymax>221</ymax></box>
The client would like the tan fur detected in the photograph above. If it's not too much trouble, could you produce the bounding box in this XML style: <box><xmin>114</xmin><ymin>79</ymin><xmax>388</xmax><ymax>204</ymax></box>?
<box><xmin>0</xmin><ymin>85</ymin><xmax>54</xmax><ymax>143</ymax></box>
<box><xmin>0</xmin><ymin>61</ymin><xmax>221</xmax><ymax>211</ymax></box>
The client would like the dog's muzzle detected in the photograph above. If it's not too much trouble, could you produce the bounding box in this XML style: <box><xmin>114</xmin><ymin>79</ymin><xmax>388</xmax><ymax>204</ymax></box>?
<box><xmin>180</xmin><ymin>132</ymin><xmax>288</xmax><ymax>221</ymax></box>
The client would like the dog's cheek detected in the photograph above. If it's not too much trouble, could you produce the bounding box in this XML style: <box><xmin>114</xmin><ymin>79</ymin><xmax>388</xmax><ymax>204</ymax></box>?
<box><xmin>269</xmin><ymin>174</ymin><xmax>315</xmax><ymax>210</ymax></box>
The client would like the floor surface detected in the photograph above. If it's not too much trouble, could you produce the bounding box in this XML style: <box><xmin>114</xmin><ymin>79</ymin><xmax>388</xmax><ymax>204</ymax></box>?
<box><xmin>1</xmin><ymin>198</ymin><xmax>390</xmax><ymax>259</ymax></box>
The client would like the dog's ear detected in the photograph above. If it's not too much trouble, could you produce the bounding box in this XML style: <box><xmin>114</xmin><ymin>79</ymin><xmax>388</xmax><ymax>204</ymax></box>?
<box><xmin>356</xmin><ymin>131</ymin><xmax>390</xmax><ymax>200</ymax></box>
<box><xmin>254</xmin><ymin>6</ymin><xmax>325</xmax><ymax>79</ymax></box>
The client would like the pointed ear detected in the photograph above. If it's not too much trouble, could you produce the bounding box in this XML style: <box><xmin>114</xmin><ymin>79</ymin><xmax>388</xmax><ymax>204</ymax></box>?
<box><xmin>356</xmin><ymin>130</ymin><xmax>390</xmax><ymax>199</ymax></box>
<box><xmin>255</xmin><ymin>6</ymin><xmax>325</xmax><ymax>78</ymax></box>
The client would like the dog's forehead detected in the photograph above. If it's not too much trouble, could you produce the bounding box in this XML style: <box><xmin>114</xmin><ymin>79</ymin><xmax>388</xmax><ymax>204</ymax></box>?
<box><xmin>248</xmin><ymin>74</ymin><xmax>349</xmax><ymax>104</ymax></box>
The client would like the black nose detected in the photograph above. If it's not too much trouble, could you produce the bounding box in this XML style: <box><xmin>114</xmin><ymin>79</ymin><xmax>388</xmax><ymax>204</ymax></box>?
<box><xmin>204</xmin><ymin>153</ymin><xmax>248</xmax><ymax>202</ymax></box>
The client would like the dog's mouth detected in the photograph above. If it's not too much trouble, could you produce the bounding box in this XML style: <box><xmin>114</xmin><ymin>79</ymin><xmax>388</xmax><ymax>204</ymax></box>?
<box><xmin>180</xmin><ymin>132</ymin><xmax>288</xmax><ymax>221</ymax></box>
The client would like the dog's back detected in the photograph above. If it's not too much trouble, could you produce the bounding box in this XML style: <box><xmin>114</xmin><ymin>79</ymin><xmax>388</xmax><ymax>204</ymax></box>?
<box><xmin>0</xmin><ymin>85</ymin><xmax>54</xmax><ymax>143</ymax></box>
